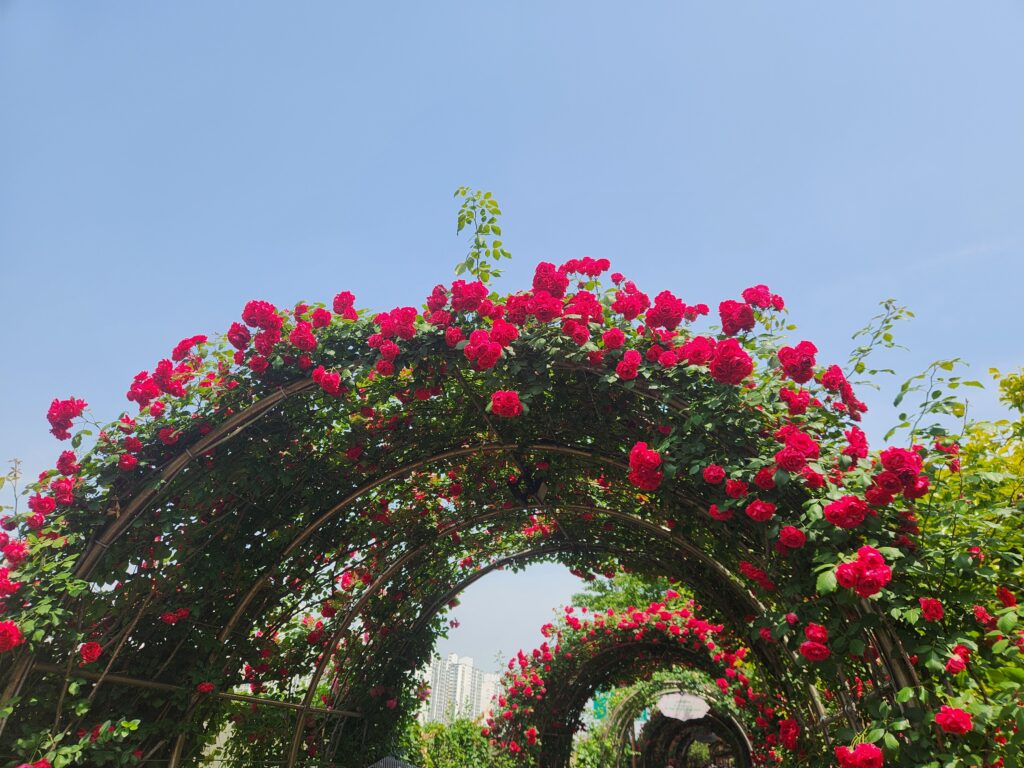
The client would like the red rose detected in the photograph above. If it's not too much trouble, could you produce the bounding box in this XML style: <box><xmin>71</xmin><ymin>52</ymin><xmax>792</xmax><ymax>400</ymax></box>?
<box><xmin>196</xmin><ymin>682</ymin><xmax>216</xmax><ymax>693</ymax></box>
<box><xmin>708</xmin><ymin>504</ymin><xmax>733</xmax><ymax>521</ymax></box>
<box><xmin>491</xmin><ymin>391</ymin><xmax>524</xmax><ymax>418</ymax></box>
<box><xmin>997</xmin><ymin>586</ymin><xmax>1017</xmax><ymax>608</ymax></box>
<box><xmin>836</xmin><ymin>546</ymin><xmax>892</xmax><ymax>598</ymax></box>
<box><xmin>602</xmin><ymin>327</ymin><xmax>626</xmax><ymax>349</ymax></box>
<box><xmin>79</xmin><ymin>641</ymin><xmax>102</xmax><ymax>664</ymax></box>
<box><xmin>745</xmin><ymin>500</ymin><xmax>776</xmax><ymax>522</ymax></box>
<box><xmin>835</xmin><ymin>742</ymin><xmax>882</xmax><ymax>768</ymax></box>
<box><xmin>118</xmin><ymin>454</ymin><xmax>139</xmax><ymax>472</ymax></box>
<box><xmin>804</xmin><ymin>623</ymin><xmax>829</xmax><ymax>643</ymax></box>
<box><xmin>754</xmin><ymin>466</ymin><xmax>777</xmax><ymax>490</ymax></box>
<box><xmin>678</xmin><ymin>336</ymin><xmax>716</xmax><ymax>367</ymax></box>
<box><xmin>919</xmin><ymin>597</ymin><xmax>944</xmax><ymax>622</ymax></box>
<box><xmin>945</xmin><ymin>654</ymin><xmax>966</xmax><ymax>674</ymax></box>
<box><xmin>709</xmin><ymin>338</ymin><xmax>753</xmax><ymax>385</ymax></box>
<box><xmin>532</xmin><ymin>262</ymin><xmax>569</xmax><ymax>299</ymax></box>
<box><xmin>627</xmin><ymin>442</ymin><xmax>663</xmax><ymax>491</ymax></box>
<box><xmin>227</xmin><ymin>322</ymin><xmax>251</xmax><ymax>350</ymax></box>
<box><xmin>171</xmin><ymin>334</ymin><xmax>207</xmax><ymax>361</ymax></box>
<box><xmin>718</xmin><ymin>300</ymin><xmax>755</xmax><ymax>336</ymax></box>
<box><xmin>3</xmin><ymin>540</ymin><xmax>27</xmax><ymax>566</ymax></box>
<box><xmin>241</xmin><ymin>300</ymin><xmax>282</xmax><ymax>331</ymax></box>
<box><xmin>799</xmin><ymin>640</ymin><xmax>830</xmax><ymax>662</ymax></box>
<box><xmin>288</xmin><ymin>321</ymin><xmax>317</xmax><ymax>352</ymax></box>
<box><xmin>934</xmin><ymin>705</ymin><xmax>972</xmax><ymax>734</ymax></box>
<box><xmin>702</xmin><ymin>464</ymin><xmax>726</xmax><ymax>484</ymax></box>
<box><xmin>774</xmin><ymin>446</ymin><xmax>807</xmax><ymax>472</ymax></box>
<box><xmin>28</xmin><ymin>494</ymin><xmax>56</xmax><ymax>517</ymax></box>
<box><xmin>876</xmin><ymin>444</ymin><xmax>925</xmax><ymax>481</ymax></box>
<box><xmin>646</xmin><ymin>290</ymin><xmax>686</xmax><ymax>330</ymax></box>
<box><xmin>779</xmin><ymin>526</ymin><xmax>806</xmax><ymax>549</ymax></box>
<box><xmin>779</xmin><ymin>387</ymin><xmax>811</xmax><ymax>415</ymax></box>
<box><xmin>777</xmin><ymin>341</ymin><xmax>817</xmax><ymax>384</ymax></box>
<box><xmin>611</xmin><ymin>282</ymin><xmax>650</xmax><ymax>320</ymax></box>
<box><xmin>779</xmin><ymin>718</ymin><xmax>799</xmax><ymax>750</ymax></box>
<box><xmin>56</xmin><ymin>451</ymin><xmax>80</xmax><ymax>476</ymax></box>
<box><xmin>725</xmin><ymin>479</ymin><xmax>748</xmax><ymax>499</ymax></box>
<box><xmin>0</xmin><ymin>620</ymin><xmax>24</xmax><ymax>652</ymax></box>
<box><xmin>248</xmin><ymin>355</ymin><xmax>269</xmax><ymax>374</ymax></box>
<box><xmin>824</xmin><ymin>496</ymin><xmax>869</xmax><ymax>529</ymax></box>
<box><xmin>616</xmin><ymin>349</ymin><xmax>642</xmax><ymax>380</ymax></box>
<box><xmin>46</xmin><ymin>397</ymin><xmax>88</xmax><ymax>441</ymax></box>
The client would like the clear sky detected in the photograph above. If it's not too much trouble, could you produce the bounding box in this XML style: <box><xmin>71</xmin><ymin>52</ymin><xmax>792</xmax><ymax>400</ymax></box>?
<box><xmin>2</xmin><ymin>2</ymin><xmax>1022</xmax><ymax>671</ymax></box>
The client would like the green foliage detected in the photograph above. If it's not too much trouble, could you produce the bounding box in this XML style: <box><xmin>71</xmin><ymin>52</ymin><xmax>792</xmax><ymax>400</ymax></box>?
<box><xmin>570</xmin><ymin>571</ymin><xmax>678</xmax><ymax>614</ymax></box>
<box><xmin>453</xmin><ymin>187</ymin><xmax>511</xmax><ymax>284</ymax></box>
<box><xmin>404</xmin><ymin>719</ymin><xmax>513</xmax><ymax>768</ymax></box>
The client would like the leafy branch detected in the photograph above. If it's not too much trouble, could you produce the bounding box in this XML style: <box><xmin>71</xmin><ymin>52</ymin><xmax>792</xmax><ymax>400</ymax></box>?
<box><xmin>846</xmin><ymin>299</ymin><xmax>914</xmax><ymax>387</ymax></box>
<box><xmin>453</xmin><ymin>187</ymin><xmax>512</xmax><ymax>285</ymax></box>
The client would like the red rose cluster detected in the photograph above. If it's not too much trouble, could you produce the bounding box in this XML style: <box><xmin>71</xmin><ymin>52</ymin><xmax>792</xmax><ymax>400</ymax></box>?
<box><xmin>820</xmin><ymin>364</ymin><xmax>868</xmax><ymax>421</ymax></box>
<box><xmin>824</xmin><ymin>495</ymin><xmax>872</xmax><ymax>529</ymax></box>
<box><xmin>46</xmin><ymin>397</ymin><xmax>87</xmax><ymax>440</ymax></box>
<box><xmin>627</xmin><ymin>441</ymin><xmax>663</xmax><ymax>491</ymax></box>
<box><xmin>865</xmin><ymin>447</ymin><xmax>929</xmax><ymax>506</ymax></box>
<box><xmin>777</xmin><ymin>340</ymin><xmax>817</xmax><ymax>384</ymax></box>
<box><xmin>835</xmin><ymin>546</ymin><xmax>892</xmax><ymax>598</ymax></box>
<box><xmin>799</xmin><ymin>623</ymin><xmax>831</xmax><ymax>662</ymax></box>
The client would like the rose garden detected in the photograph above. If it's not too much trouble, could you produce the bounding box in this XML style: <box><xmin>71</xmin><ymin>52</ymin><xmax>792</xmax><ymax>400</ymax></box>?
<box><xmin>1</xmin><ymin>192</ymin><xmax>1022</xmax><ymax>768</ymax></box>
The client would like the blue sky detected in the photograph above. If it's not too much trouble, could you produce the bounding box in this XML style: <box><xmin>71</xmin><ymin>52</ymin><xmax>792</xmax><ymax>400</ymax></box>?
<box><xmin>2</xmin><ymin>2</ymin><xmax>1022</xmax><ymax>671</ymax></box>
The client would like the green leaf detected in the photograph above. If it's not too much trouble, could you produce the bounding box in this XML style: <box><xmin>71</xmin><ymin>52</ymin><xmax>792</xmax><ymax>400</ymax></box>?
<box><xmin>896</xmin><ymin>687</ymin><xmax>916</xmax><ymax>703</ymax></box>
<box><xmin>816</xmin><ymin>570</ymin><xmax>837</xmax><ymax>595</ymax></box>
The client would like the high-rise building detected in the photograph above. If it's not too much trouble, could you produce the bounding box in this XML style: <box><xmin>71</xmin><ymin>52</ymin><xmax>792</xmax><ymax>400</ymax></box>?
<box><xmin>417</xmin><ymin>654</ymin><xmax>501</xmax><ymax>724</ymax></box>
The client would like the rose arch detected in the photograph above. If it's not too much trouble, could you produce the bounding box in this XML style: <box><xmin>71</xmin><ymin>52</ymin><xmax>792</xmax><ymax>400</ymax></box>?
<box><xmin>1</xmin><ymin>192</ymin><xmax>1021</xmax><ymax>767</ymax></box>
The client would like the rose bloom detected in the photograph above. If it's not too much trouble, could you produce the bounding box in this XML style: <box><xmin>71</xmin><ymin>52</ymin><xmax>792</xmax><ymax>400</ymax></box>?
<box><xmin>799</xmin><ymin>640</ymin><xmax>830</xmax><ymax>662</ymax></box>
<box><xmin>779</xmin><ymin>526</ymin><xmax>806</xmax><ymax>549</ymax></box>
<box><xmin>0</xmin><ymin>620</ymin><xmax>25</xmax><ymax>652</ymax></box>
<box><xmin>835</xmin><ymin>743</ymin><xmax>883</xmax><ymax>768</ymax></box>
<box><xmin>824</xmin><ymin>495</ymin><xmax>869</xmax><ymax>529</ymax></box>
<box><xmin>745</xmin><ymin>500</ymin><xmax>776</xmax><ymax>522</ymax></box>
<box><xmin>934</xmin><ymin>705</ymin><xmax>972</xmax><ymax>734</ymax></box>
<box><xmin>79</xmin><ymin>641</ymin><xmax>102</xmax><ymax>664</ymax></box>
<box><xmin>804</xmin><ymin>623</ymin><xmax>828</xmax><ymax>644</ymax></box>
<box><xmin>491</xmin><ymin>390</ymin><xmax>524</xmax><ymax>418</ymax></box>
<box><xmin>725</xmin><ymin>479</ymin><xmax>748</xmax><ymax>499</ymax></box>
<box><xmin>945</xmin><ymin>654</ymin><xmax>966</xmax><ymax>674</ymax></box>
<box><xmin>702</xmin><ymin>464</ymin><xmax>726</xmax><ymax>484</ymax></box>
<box><xmin>919</xmin><ymin>597</ymin><xmax>944</xmax><ymax>622</ymax></box>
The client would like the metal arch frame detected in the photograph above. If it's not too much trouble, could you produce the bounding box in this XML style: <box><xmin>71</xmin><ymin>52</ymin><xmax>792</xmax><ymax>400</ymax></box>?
<box><xmin>112</xmin><ymin>491</ymin><xmax>776</xmax><ymax>768</ymax></box>
<box><xmin>605</xmin><ymin>683</ymin><xmax>753</xmax><ymax>768</ymax></box>
<box><xmin>10</xmin><ymin>368</ymin><xmax>836</xmax><ymax>764</ymax></box>
<box><xmin>524</xmin><ymin>641</ymin><xmax>724</xmax><ymax>768</ymax></box>
<box><xmin>636</xmin><ymin>709</ymin><xmax>750</xmax><ymax>768</ymax></box>
<box><xmin>274</xmin><ymin>494</ymin><xmax>786</xmax><ymax>768</ymax></box>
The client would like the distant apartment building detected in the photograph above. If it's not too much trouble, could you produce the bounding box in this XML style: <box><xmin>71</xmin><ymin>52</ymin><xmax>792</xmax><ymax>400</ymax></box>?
<box><xmin>418</xmin><ymin>653</ymin><xmax>500</xmax><ymax>724</ymax></box>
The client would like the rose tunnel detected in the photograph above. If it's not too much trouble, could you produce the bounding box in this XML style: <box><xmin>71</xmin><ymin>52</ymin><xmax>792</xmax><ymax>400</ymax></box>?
<box><xmin>1</xmin><ymin>217</ymin><xmax>1018</xmax><ymax>767</ymax></box>
<box><xmin>601</xmin><ymin>679</ymin><xmax>756</xmax><ymax>768</ymax></box>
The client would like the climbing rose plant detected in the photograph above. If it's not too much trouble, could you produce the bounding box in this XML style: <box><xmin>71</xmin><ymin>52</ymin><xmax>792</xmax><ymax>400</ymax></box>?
<box><xmin>0</xmin><ymin>191</ymin><xmax>1021</xmax><ymax>767</ymax></box>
